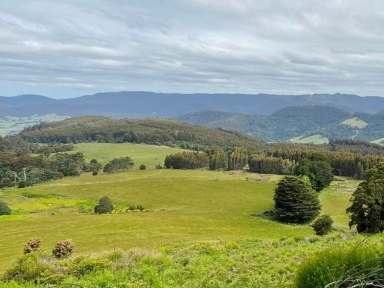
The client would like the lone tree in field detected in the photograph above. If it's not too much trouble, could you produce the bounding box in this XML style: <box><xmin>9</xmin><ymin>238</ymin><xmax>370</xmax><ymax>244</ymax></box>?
<box><xmin>0</xmin><ymin>201</ymin><xmax>11</xmax><ymax>216</ymax></box>
<box><xmin>94</xmin><ymin>196</ymin><xmax>114</xmax><ymax>214</ymax></box>
<box><xmin>347</xmin><ymin>162</ymin><xmax>384</xmax><ymax>233</ymax></box>
<box><xmin>295</xmin><ymin>159</ymin><xmax>333</xmax><ymax>192</ymax></box>
<box><xmin>274</xmin><ymin>176</ymin><xmax>320</xmax><ymax>223</ymax></box>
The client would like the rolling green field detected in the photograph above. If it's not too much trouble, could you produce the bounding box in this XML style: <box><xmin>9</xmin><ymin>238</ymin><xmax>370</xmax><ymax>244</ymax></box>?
<box><xmin>0</xmin><ymin>172</ymin><xmax>358</xmax><ymax>274</ymax></box>
<box><xmin>73</xmin><ymin>143</ymin><xmax>185</xmax><ymax>168</ymax></box>
<box><xmin>0</xmin><ymin>143</ymin><xmax>367</xmax><ymax>286</ymax></box>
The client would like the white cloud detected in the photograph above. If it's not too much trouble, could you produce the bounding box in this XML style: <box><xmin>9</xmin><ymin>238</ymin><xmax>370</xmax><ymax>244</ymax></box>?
<box><xmin>0</xmin><ymin>0</ymin><xmax>383</xmax><ymax>97</ymax></box>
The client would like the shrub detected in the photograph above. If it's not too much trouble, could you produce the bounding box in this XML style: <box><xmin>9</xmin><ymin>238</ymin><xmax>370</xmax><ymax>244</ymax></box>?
<box><xmin>24</xmin><ymin>239</ymin><xmax>41</xmax><ymax>254</ymax></box>
<box><xmin>312</xmin><ymin>215</ymin><xmax>333</xmax><ymax>236</ymax></box>
<box><xmin>295</xmin><ymin>159</ymin><xmax>334</xmax><ymax>191</ymax></box>
<box><xmin>3</xmin><ymin>253</ymin><xmax>54</xmax><ymax>282</ymax></box>
<box><xmin>52</xmin><ymin>240</ymin><xmax>74</xmax><ymax>259</ymax></box>
<box><xmin>103</xmin><ymin>157</ymin><xmax>134</xmax><ymax>173</ymax></box>
<box><xmin>274</xmin><ymin>176</ymin><xmax>320</xmax><ymax>223</ymax></box>
<box><xmin>94</xmin><ymin>196</ymin><xmax>114</xmax><ymax>214</ymax></box>
<box><xmin>347</xmin><ymin>162</ymin><xmax>384</xmax><ymax>233</ymax></box>
<box><xmin>139</xmin><ymin>164</ymin><xmax>146</xmax><ymax>170</ymax></box>
<box><xmin>155</xmin><ymin>164</ymin><xmax>163</xmax><ymax>169</ymax></box>
<box><xmin>0</xmin><ymin>201</ymin><xmax>11</xmax><ymax>215</ymax></box>
<box><xmin>295</xmin><ymin>245</ymin><xmax>382</xmax><ymax>288</ymax></box>
<box><xmin>69</xmin><ymin>257</ymin><xmax>108</xmax><ymax>277</ymax></box>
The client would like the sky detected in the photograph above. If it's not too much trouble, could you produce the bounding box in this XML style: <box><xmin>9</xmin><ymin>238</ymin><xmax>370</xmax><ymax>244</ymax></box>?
<box><xmin>1</xmin><ymin>0</ymin><xmax>384</xmax><ymax>98</ymax></box>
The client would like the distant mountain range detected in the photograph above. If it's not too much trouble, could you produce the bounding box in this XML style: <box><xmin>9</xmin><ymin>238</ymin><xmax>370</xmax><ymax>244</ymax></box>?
<box><xmin>2</xmin><ymin>91</ymin><xmax>384</xmax><ymax>117</ymax></box>
<box><xmin>178</xmin><ymin>106</ymin><xmax>384</xmax><ymax>144</ymax></box>
<box><xmin>2</xmin><ymin>91</ymin><xmax>384</xmax><ymax>144</ymax></box>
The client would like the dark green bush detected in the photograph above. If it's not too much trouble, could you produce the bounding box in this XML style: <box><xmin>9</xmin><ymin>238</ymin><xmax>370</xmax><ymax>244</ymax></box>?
<box><xmin>274</xmin><ymin>176</ymin><xmax>320</xmax><ymax>223</ymax></box>
<box><xmin>0</xmin><ymin>201</ymin><xmax>11</xmax><ymax>215</ymax></box>
<box><xmin>312</xmin><ymin>215</ymin><xmax>333</xmax><ymax>236</ymax></box>
<box><xmin>52</xmin><ymin>240</ymin><xmax>74</xmax><ymax>259</ymax></box>
<box><xmin>139</xmin><ymin>164</ymin><xmax>146</xmax><ymax>170</ymax></box>
<box><xmin>295</xmin><ymin>245</ymin><xmax>383</xmax><ymax>288</ymax></box>
<box><xmin>94</xmin><ymin>196</ymin><xmax>114</xmax><ymax>214</ymax></box>
<box><xmin>24</xmin><ymin>239</ymin><xmax>41</xmax><ymax>254</ymax></box>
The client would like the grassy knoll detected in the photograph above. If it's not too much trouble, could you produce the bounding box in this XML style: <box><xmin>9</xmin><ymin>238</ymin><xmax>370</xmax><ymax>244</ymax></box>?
<box><xmin>341</xmin><ymin>117</ymin><xmax>368</xmax><ymax>129</ymax></box>
<box><xmin>290</xmin><ymin>134</ymin><xmax>329</xmax><ymax>145</ymax></box>
<box><xmin>0</xmin><ymin>167</ymin><xmax>360</xmax><ymax>275</ymax></box>
<box><xmin>73</xmin><ymin>143</ymin><xmax>185</xmax><ymax>168</ymax></box>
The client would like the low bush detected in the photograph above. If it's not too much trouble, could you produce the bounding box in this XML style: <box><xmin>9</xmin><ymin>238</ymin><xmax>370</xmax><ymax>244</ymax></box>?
<box><xmin>312</xmin><ymin>215</ymin><xmax>333</xmax><ymax>236</ymax></box>
<box><xmin>94</xmin><ymin>196</ymin><xmax>114</xmax><ymax>214</ymax></box>
<box><xmin>0</xmin><ymin>201</ymin><xmax>11</xmax><ymax>216</ymax></box>
<box><xmin>3</xmin><ymin>253</ymin><xmax>55</xmax><ymax>282</ymax></box>
<box><xmin>69</xmin><ymin>257</ymin><xmax>108</xmax><ymax>277</ymax></box>
<box><xmin>52</xmin><ymin>240</ymin><xmax>74</xmax><ymax>259</ymax></box>
<box><xmin>24</xmin><ymin>239</ymin><xmax>41</xmax><ymax>254</ymax></box>
<box><xmin>139</xmin><ymin>164</ymin><xmax>146</xmax><ymax>170</ymax></box>
<box><xmin>295</xmin><ymin>245</ymin><xmax>383</xmax><ymax>288</ymax></box>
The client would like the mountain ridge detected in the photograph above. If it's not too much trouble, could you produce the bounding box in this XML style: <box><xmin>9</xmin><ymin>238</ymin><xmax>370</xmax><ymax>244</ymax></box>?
<box><xmin>2</xmin><ymin>91</ymin><xmax>384</xmax><ymax>117</ymax></box>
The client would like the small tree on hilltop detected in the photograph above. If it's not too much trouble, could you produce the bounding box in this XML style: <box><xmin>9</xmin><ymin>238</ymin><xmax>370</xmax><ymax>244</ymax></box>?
<box><xmin>347</xmin><ymin>162</ymin><xmax>384</xmax><ymax>233</ymax></box>
<box><xmin>274</xmin><ymin>176</ymin><xmax>320</xmax><ymax>223</ymax></box>
<box><xmin>0</xmin><ymin>201</ymin><xmax>11</xmax><ymax>216</ymax></box>
<box><xmin>295</xmin><ymin>159</ymin><xmax>334</xmax><ymax>192</ymax></box>
<box><xmin>94</xmin><ymin>196</ymin><xmax>114</xmax><ymax>214</ymax></box>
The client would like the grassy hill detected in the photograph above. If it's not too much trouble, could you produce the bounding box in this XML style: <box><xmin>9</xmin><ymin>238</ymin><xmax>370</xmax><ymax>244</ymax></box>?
<box><xmin>340</xmin><ymin>117</ymin><xmax>368</xmax><ymax>129</ymax></box>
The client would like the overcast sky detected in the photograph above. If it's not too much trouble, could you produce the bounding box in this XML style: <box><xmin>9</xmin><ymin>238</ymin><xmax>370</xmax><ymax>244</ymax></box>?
<box><xmin>1</xmin><ymin>0</ymin><xmax>384</xmax><ymax>98</ymax></box>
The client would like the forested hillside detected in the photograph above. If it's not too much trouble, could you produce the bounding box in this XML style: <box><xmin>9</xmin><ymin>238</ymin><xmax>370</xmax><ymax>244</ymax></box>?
<box><xmin>179</xmin><ymin>106</ymin><xmax>384</xmax><ymax>143</ymax></box>
<box><xmin>20</xmin><ymin>116</ymin><xmax>264</xmax><ymax>150</ymax></box>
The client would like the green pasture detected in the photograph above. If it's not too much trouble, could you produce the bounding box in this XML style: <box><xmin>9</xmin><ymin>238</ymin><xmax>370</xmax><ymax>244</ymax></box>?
<box><xmin>72</xmin><ymin>143</ymin><xmax>185</xmax><ymax>168</ymax></box>
<box><xmin>0</xmin><ymin>143</ymin><xmax>361</xmax><ymax>275</ymax></box>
